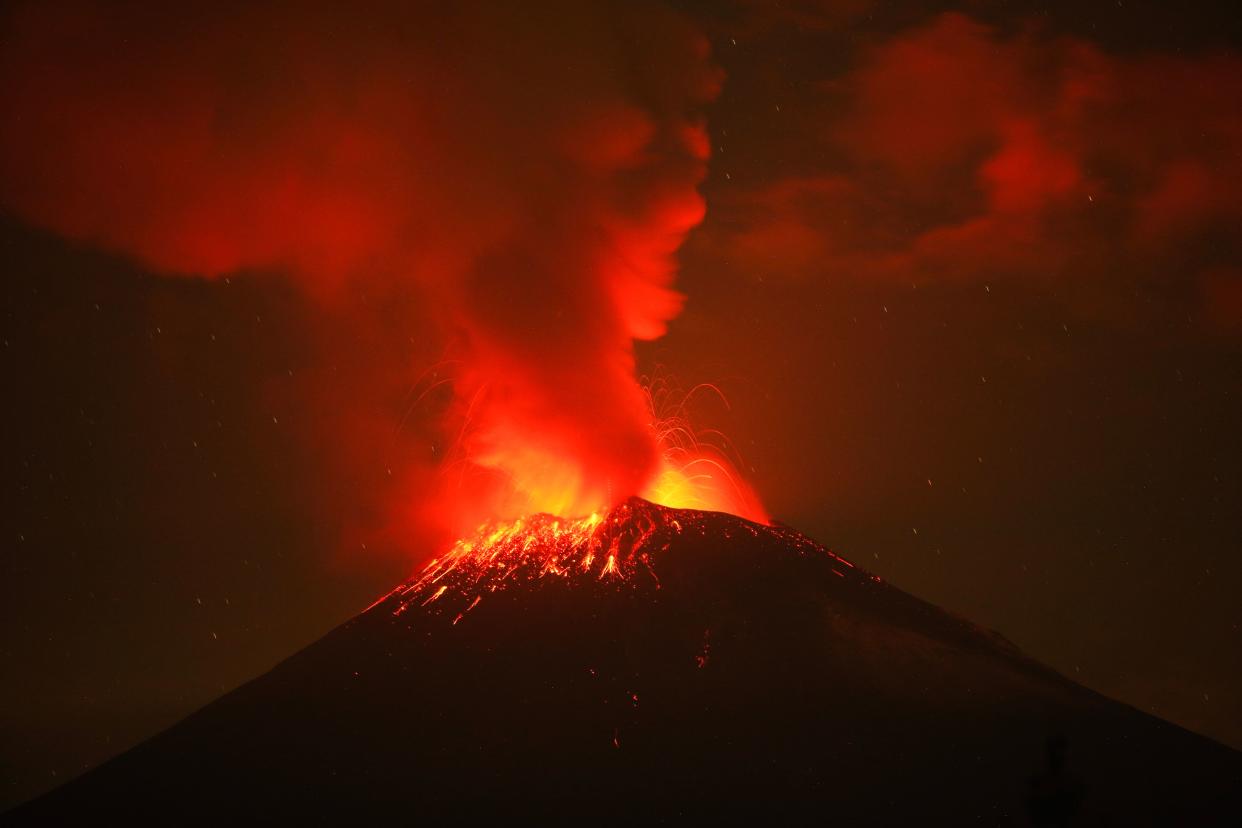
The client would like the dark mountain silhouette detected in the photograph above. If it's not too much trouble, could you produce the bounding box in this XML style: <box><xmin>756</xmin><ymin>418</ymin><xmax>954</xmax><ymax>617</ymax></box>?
<box><xmin>7</xmin><ymin>499</ymin><xmax>1239</xmax><ymax>824</ymax></box>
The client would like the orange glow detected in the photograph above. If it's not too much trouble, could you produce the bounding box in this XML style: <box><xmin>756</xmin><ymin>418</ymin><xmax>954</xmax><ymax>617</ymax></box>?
<box><xmin>642</xmin><ymin>457</ymin><xmax>765</xmax><ymax>522</ymax></box>
<box><xmin>639</xmin><ymin>380</ymin><xmax>766</xmax><ymax>523</ymax></box>
<box><xmin>436</xmin><ymin>377</ymin><xmax>767</xmax><ymax>537</ymax></box>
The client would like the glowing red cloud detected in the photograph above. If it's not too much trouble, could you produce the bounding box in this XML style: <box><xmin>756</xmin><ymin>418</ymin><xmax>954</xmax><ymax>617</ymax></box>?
<box><xmin>0</xmin><ymin>2</ymin><xmax>765</xmax><ymax>539</ymax></box>
<box><xmin>708</xmin><ymin>12</ymin><xmax>1242</xmax><ymax>328</ymax></box>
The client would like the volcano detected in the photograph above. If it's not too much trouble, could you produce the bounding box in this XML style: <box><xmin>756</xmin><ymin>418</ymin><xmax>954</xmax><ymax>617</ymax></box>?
<box><xmin>7</xmin><ymin>499</ymin><xmax>1239</xmax><ymax>824</ymax></box>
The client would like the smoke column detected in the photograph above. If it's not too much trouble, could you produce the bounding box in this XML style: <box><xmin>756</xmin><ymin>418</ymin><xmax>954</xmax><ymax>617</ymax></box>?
<box><xmin>0</xmin><ymin>1</ymin><xmax>764</xmax><ymax>536</ymax></box>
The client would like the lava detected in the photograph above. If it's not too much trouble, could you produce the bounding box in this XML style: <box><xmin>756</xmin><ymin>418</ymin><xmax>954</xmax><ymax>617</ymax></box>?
<box><xmin>379</xmin><ymin>498</ymin><xmax>850</xmax><ymax>621</ymax></box>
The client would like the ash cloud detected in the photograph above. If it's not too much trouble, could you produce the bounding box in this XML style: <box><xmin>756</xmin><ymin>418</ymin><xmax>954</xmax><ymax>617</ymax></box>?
<box><xmin>0</xmin><ymin>1</ymin><xmax>723</xmax><ymax>533</ymax></box>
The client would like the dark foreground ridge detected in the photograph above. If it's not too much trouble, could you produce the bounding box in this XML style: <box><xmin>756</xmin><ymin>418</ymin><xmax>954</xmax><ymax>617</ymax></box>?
<box><xmin>7</xmin><ymin>499</ymin><xmax>1240</xmax><ymax>824</ymax></box>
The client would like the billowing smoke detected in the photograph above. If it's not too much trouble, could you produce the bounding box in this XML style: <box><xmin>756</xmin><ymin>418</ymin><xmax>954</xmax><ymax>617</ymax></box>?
<box><xmin>1</xmin><ymin>1</ymin><xmax>759</xmax><ymax>535</ymax></box>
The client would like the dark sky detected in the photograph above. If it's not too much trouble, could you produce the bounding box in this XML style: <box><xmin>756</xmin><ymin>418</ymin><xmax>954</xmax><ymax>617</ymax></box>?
<box><xmin>4</xmin><ymin>0</ymin><xmax>1241</xmax><ymax>810</ymax></box>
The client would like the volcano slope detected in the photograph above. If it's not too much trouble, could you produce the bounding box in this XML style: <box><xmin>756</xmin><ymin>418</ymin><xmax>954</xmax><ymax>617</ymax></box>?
<box><xmin>7</xmin><ymin>498</ymin><xmax>1240</xmax><ymax>824</ymax></box>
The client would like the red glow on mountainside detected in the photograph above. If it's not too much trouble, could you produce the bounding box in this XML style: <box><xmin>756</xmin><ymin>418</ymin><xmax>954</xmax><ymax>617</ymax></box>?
<box><xmin>374</xmin><ymin>498</ymin><xmax>838</xmax><ymax>622</ymax></box>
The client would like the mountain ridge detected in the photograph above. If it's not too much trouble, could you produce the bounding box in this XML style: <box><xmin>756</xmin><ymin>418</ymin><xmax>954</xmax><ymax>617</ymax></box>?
<box><xmin>7</xmin><ymin>499</ymin><xmax>1240</xmax><ymax>824</ymax></box>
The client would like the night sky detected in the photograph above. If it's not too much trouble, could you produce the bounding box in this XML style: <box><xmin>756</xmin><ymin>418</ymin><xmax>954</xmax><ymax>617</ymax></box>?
<box><xmin>4</xmin><ymin>0</ymin><xmax>1241</xmax><ymax>810</ymax></box>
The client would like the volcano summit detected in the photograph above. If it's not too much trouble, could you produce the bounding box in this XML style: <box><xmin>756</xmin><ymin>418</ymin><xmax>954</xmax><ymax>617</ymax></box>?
<box><xmin>8</xmin><ymin>499</ymin><xmax>1239</xmax><ymax>824</ymax></box>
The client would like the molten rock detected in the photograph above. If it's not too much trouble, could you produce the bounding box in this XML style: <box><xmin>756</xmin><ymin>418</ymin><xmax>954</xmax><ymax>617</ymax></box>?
<box><xmin>10</xmin><ymin>500</ymin><xmax>1240</xmax><ymax>824</ymax></box>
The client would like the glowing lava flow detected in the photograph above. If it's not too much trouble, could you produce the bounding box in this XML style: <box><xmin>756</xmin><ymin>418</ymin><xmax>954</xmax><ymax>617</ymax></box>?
<box><xmin>385</xmin><ymin>500</ymin><xmax>673</xmax><ymax>621</ymax></box>
<box><xmin>376</xmin><ymin>498</ymin><xmax>871</xmax><ymax>622</ymax></box>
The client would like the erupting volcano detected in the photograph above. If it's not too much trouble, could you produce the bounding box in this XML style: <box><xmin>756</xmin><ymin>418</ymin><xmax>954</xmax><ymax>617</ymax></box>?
<box><xmin>10</xmin><ymin>499</ymin><xmax>1239</xmax><ymax>824</ymax></box>
<box><xmin>3</xmin><ymin>1</ymin><xmax>1241</xmax><ymax>823</ymax></box>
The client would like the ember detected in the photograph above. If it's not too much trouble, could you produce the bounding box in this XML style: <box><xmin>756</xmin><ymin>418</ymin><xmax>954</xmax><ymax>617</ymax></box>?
<box><xmin>376</xmin><ymin>497</ymin><xmax>845</xmax><ymax>620</ymax></box>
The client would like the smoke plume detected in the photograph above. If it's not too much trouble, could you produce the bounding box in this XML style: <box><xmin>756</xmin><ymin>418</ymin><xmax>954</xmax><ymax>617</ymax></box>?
<box><xmin>0</xmin><ymin>1</ymin><xmax>758</xmax><ymax>536</ymax></box>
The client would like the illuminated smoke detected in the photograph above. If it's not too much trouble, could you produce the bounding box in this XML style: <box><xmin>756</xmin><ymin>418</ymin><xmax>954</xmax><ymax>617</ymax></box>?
<box><xmin>0</xmin><ymin>1</ymin><xmax>763</xmax><ymax>535</ymax></box>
